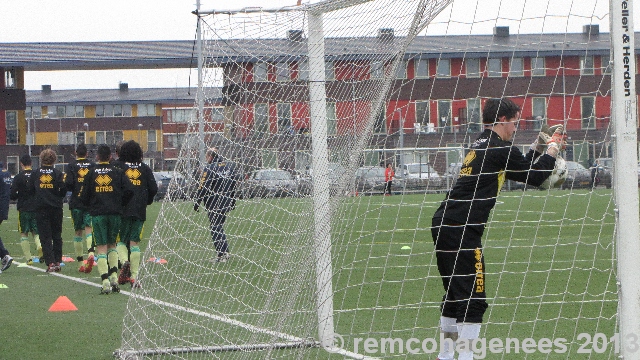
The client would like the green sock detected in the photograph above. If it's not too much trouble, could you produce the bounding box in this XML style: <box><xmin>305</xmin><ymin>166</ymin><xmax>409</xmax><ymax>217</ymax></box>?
<box><xmin>107</xmin><ymin>249</ymin><xmax>119</xmax><ymax>283</ymax></box>
<box><xmin>116</xmin><ymin>242</ymin><xmax>129</xmax><ymax>263</ymax></box>
<box><xmin>97</xmin><ymin>254</ymin><xmax>108</xmax><ymax>279</ymax></box>
<box><xmin>130</xmin><ymin>246</ymin><xmax>141</xmax><ymax>280</ymax></box>
<box><xmin>34</xmin><ymin>235</ymin><xmax>42</xmax><ymax>253</ymax></box>
<box><xmin>20</xmin><ymin>237</ymin><xmax>31</xmax><ymax>259</ymax></box>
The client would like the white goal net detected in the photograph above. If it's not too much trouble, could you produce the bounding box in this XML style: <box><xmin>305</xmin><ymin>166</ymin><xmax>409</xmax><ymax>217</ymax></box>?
<box><xmin>117</xmin><ymin>0</ymin><xmax>638</xmax><ymax>358</ymax></box>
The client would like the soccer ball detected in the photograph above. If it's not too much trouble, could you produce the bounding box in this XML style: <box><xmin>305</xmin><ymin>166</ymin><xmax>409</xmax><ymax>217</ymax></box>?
<box><xmin>539</xmin><ymin>156</ymin><xmax>568</xmax><ymax>189</ymax></box>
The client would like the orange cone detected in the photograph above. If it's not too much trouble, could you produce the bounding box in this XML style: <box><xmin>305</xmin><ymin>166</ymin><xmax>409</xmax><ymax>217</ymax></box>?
<box><xmin>48</xmin><ymin>296</ymin><xmax>78</xmax><ymax>312</ymax></box>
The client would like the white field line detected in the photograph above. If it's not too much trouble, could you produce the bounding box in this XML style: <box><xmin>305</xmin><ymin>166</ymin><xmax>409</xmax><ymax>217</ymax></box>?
<box><xmin>17</xmin><ymin>261</ymin><xmax>375</xmax><ymax>360</ymax></box>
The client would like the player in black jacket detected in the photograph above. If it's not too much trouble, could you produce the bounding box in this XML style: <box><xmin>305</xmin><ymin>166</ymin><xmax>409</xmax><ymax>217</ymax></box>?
<box><xmin>80</xmin><ymin>144</ymin><xmax>134</xmax><ymax>294</ymax></box>
<box><xmin>194</xmin><ymin>147</ymin><xmax>239</xmax><ymax>263</ymax></box>
<box><xmin>28</xmin><ymin>149</ymin><xmax>67</xmax><ymax>273</ymax></box>
<box><xmin>10</xmin><ymin>154</ymin><xmax>41</xmax><ymax>265</ymax></box>
<box><xmin>116</xmin><ymin>140</ymin><xmax>157</xmax><ymax>288</ymax></box>
<box><xmin>65</xmin><ymin>143</ymin><xmax>96</xmax><ymax>273</ymax></box>
<box><xmin>431</xmin><ymin>98</ymin><xmax>564</xmax><ymax>360</ymax></box>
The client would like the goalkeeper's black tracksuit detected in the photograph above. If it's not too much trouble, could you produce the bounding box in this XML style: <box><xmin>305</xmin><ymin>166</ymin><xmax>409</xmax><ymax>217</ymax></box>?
<box><xmin>195</xmin><ymin>155</ymin><xmax>239</xmax><ymax>257</ymax></box>
<box><xmin>431</xmin><ymin>129</ymin><xmax>556</xmax><ymax>323</ymax></box>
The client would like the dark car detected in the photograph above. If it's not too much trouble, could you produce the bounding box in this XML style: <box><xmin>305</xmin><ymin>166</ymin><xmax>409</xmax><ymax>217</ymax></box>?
<box><xmin>241</xmin><ymin>169</ymin><xmax>299</xmax><ymax>198</ymax></box>
<box><xmin>307</xmin><ymin>163</ymin><xmax>349</xmax><ymax>196</ymax></box>
<box><xmin>591</xmin><ymin>158</ymin><xmax>612</xmax><ymax>189</ymax></box>
<box><xmin>354</xmin><ymin>166</ymin><xmax>404</xmax><ymax>195</ymax></box>
<box><xmin>153</xmin><ymin>172</ymin><xmax>171</xmax><ymax>200</ymax></box>
<box><xmin>561</xmin><ymin>161</ymin><xmax>592</xmax><ymax>189</ymax></box>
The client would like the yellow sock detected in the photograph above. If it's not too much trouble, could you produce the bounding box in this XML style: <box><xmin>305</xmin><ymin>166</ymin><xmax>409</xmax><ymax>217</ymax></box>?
<box><xmin>130</xmin><ymin>246</ymin><xmax>141</xmax><ymax>280</ymax></box>
<box><xmin>34</xmin><ymin>235</ymin><xmax>42</xmax><ymax>257</ymax></box>
<box><xmin>85</xmin><ymin>233</ymin><xmax>93</xmax><ymax>251</ymax></box>
<box><xmin>73</xmin><ymin>236</ymin><xmax>84</xmax><ymax>263</ymax></box>
<box><xmin>97</xmin><ymin>254</ymin><xmax>108</xmax><ymax>278</ymax></box>
<box><xmin>116</xmin><ymin>242</ymin><xmax>129</xmax><ymax>263</ymax></box>
<box><xmin>20</xmin><ymin>237</ymin><xmax>32</xmax><ymax>259</ymax></box>
<box><xmin>107</xmin><ymin>249</ymin><xmax>119</xmax><ymax>283</ymax></box>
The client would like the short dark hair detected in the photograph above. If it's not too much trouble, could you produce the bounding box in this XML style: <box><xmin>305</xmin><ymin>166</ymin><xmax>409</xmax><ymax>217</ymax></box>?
<box><xmin>482</xmin><ymin>98</ymin><xmax>521</xmax><ymax>124</ymax></box>
<box><xmin>76</xmin><ymin>143</ymin><xmax>88</xmax><ymax>157</ymax></box>
<box><xmin>96</xmin><ymin>144</ymin><xmax>111</xmax><ymax>162</ymax></box>
<box><xmin>20</xmin><ymin>154</ymin><xmax>31</xmax><ymax>166</ymax></box>
<box><xmin>118</xmin><ymin>140</ymin><xmax>143</xmax><ymax>163</ymax></box>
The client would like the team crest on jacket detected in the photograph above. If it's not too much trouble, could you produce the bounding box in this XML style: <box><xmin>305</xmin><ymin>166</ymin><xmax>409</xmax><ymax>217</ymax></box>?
<box><xmin>78</xmin><ymin>168</ymin><xmax>89</xmax><ymax>177</ymax></box>
<box><xmin>39</xmin><ymin>174</ymin><xmax>54</xmax><ymax>188</ymax></box>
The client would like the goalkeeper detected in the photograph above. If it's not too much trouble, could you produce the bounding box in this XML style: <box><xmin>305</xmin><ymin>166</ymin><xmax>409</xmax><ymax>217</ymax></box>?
<box><xmin>193</xmin><ymin>147</ymin><xmax>240</xmax><ymax>263</ymax></box>
<box><xmin>431</xmin><ymin>98</ymin><xmax>564</xmax><ymax>360</ymax></box>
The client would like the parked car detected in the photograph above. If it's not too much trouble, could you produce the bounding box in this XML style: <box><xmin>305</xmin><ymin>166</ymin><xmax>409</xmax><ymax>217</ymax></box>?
<box><xmin>396</xmin><ymin>163</ymin><xmax>442</xmax><ymax>189</ymax></box>
<box><xmin>307</xmin><ymin>163</ymin><xmax>349</xmax><ymax>196</ymax></box>
<box><xmin>241</xmin><ymin>169</ymin><xmax>300</xmax><ymax>198</ymax></box>
<box><xmin>153</xmin><ymin>172</ymin><xmax>171</xmax><ymax>200</ymax></box>
<box><xmin>354</xmin><ymin>166</ymin><xmax>404</xmax><ymax>195</ymax></box>
<box><xmin>592</xmin><ymin>157</ymin><xmax>612</xmax><ymax>189</ymax></box>
<box><xmin>561</xmin><ymin>161</ymin><xmax>592</xmax><ymax>189</ymax></box>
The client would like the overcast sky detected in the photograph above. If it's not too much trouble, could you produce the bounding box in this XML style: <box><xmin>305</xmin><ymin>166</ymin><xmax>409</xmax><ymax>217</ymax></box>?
<box><xmin>0</xmin><ymin>0</ymin><xmax>631</xmax><ymax>90</ymax></box>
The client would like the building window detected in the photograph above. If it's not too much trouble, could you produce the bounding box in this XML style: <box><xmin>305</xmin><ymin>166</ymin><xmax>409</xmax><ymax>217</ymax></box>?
<box><xmin>5</xmin><ymin>111</ymin><xmax>18</xmax><ymax>144</ymax></box>
<box><xmin>531</xmin><ymin>56</ymin><xmax>545</xmax><ymax>76</ymax></box>
<box><xmin>509</xmin><ymin>57</ymin><xmax>524</xmax><ymax>77</ymax></box>
<box><xmin>147</xmin><ymin>130</ymin><xmax>157</xmax><ymax>152</ymax></box>
<box><xmin>95</xmin><ymin>130</ymin><xmax>124</xmax><ymax>145</ymax></box>
<box><xmin>210</xmin><ymin>107</ymin><xmax>224</xmax><ymax>123</ymax></box>
<box><xmin>167</xmin><ymin>108</ymin><xmax>194</xmax><ymax>123</ymax></box>
<box><xmin>370</xmin><ymin>60</ymin><xmax>384</xmax><ymax>79</ymax></box>
<box><xmin>276</xmin><ymin>103</ymin><xmax>292</xmax><ymax>133</ymax></box>
<box><xmin>487</xmin><ymin>58</ymin><xmax>502</xmax><ymax>77</ymax></box>
<box><xmin>465</xmin><ymin>58</ymin><xmax>480</xmax><ymax>78</ymax></box>
<box><xmin>96</xmin><ymin>104</ymin><xmax>132</xmax><ymax>117</ymax></box>
<box><xmin>532</xmin><ymin>97</ymin><xmax>546</xmax><ymax>131</ymax></box>
<box><xmin>276</xmin><ymin>62</ymin><xmax>290</xmax><ymax>82</ymax></box>
<box><xmin>415</xmin><ymin>59</ymin><xmax>429</xmax><ymax>78</ymax></box>
<box><xmin>64</xmin><ymin>105</ymin><xmax>85</xmax><ymax>118</ymax></box>
<box><xmin>601</xmin><ymin>55</ymin><xmax>612</xmax><ymax>75</ymax></box>
<box><xmin>254</xmin><ymin>103</ymin><xmax>269</xmax><ymax>137</ymax></box>
<box><xmin>46</xmin><ymin>106</ymin><xmax>65</xmax><ymax>118</ymax></box>
<box><xmin>166</xmin><ymin>133</ymin><xmax>186</xmax><ymax>148</ymax></box>
<box><xmin>580</xmin><ymin>56</ymin><xmax>594</xmax><ymax>75</ymax></box>
<box><xmin>76</xmin><ymin>132</ymin><xmax>86</xmax><ymax>144</ymax></box>
<box><xmin>374</xmin><ymin>104</ymin><xmax>386</xmax><ymax>134</ymax></box>
<box><xmin>4</xmin><ymin>69</ymin><xmax>16</xmax><ymax>88</ymax></box>
<box><xmin>254</xmin><ymin>62</ymin><xmax>268</xmax><ymax>82</ymax></box>
<box><xmin>25</xmin><ymin>106</ymin><xmax>42</xmax><ymax>119</ymax></box>
<box><xmin>137</xmin><ymin>104</ymin><xmax>156</xmax><ymax>116</ymax></box>
<box><xmin>466</xmin><ymin>98</ymin><xmax>481</xmax><ymax>132</ymax></box>
<box><xmin>395</xmin><ymin>60</ymin><xmax>407</xmax><ymax>79</ymax></box>
<box><xmin>436</xmin><ymin>58</ymin><xmax>451</xmax><ymax>77</ymax></box>
<box><xmin>325</xmin><ymin>61</ymin><xmax>335</xmax><ymax>81</ymax></box>
<box><xmin>7</xmin><ymin>156</ymin><xmax>18</xmax><ymax>175</ymax></box>
<box><xmin>58</xmin><ymin>132</ymin><xmax>75</xmax><ymax>145</ymax></box>
<box><xmin>326</xmin><ymin>102</ymin><xmax>337</xmax><ymax>136</ymax></box>
<box><xmin>297</xmin><ymin>60</ymin><xmax>309</xmax><ymax>81</ymax></box>
<box><xmin>581</xmin><ymin>96</ymin><xmax>596</xmax><ymax>129</ymax></box>
<box><xmin>415</xmin><ymin>101</ymin><xmax>429</xmax><ymax>126</ymax></box>
<box><xmin>438</xmin><ymin>100</ymin><xmax>452</xmax><ymax>133</ymax></box>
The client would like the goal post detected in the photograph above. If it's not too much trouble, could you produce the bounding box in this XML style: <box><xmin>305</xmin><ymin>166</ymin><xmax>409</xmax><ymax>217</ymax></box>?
<box><xmin>611</xmin><ymin>0</ymin><xmax>640</xmax><ymax>357</ymax></box>
<box><xmin>117</xmin><ymin>0</ymin><xmax>638</xmax><ymax>358</ymax></box>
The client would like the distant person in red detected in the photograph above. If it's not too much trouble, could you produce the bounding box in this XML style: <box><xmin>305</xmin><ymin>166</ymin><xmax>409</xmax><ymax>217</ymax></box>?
<box><xmin>384</xmin><ymin>163</ymin><xmax>394</xmax><ymax>196</ymax></box>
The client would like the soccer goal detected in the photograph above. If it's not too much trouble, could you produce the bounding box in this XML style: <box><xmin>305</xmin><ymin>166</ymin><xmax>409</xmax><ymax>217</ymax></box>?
<box><xmin>116</xmin><ymin>0</ymin><xmax>639</xmax><ymax>358</ymax></box>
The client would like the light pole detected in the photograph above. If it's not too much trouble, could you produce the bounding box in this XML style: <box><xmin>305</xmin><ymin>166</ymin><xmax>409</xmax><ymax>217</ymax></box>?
<box><xmin>83</xmin><ymin>123</ymin><xmax>89</xmax><ymax>144</ymax></box>
<box><xmin>27</xmin><ymin>117</ymin><xmax>32</xmax><ymax>156</ymax></box>
<box><xmin>138</xmin><ymin>123</ymin><xmax>143</xmax><ymax>143</ymax></box>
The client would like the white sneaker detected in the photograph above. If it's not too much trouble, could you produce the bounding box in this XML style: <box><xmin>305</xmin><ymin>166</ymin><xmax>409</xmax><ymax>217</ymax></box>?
<box><xmin>216</xmin><ymin>253</ymin><xmax>230</xmax><ymax>263</ymax></box>
<box><xmin>1</xmin><ymin>255</ymin><xmax>13</xmax><ymax>271</ymax></box>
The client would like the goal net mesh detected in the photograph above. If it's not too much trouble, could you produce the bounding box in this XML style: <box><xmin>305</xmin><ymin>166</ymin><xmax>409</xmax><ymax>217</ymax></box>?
<box><xmin>118</xmin><ymin>0</ymin><xmax>620</xmax><ymax>358</ymax></box>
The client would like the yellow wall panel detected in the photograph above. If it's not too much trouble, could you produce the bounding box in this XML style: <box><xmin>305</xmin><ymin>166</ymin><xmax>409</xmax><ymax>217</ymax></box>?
<box><xmin>85</xmin><ymin>106</ymin><xmax>96</xmax><ymax>118</ymax></box>
<box><xmin>132</xmin><ymin>105</ymin><xmax>138</xmax><ymax>117</ymax></box>
<box><xmin>36</xmin><ymin>132</ymin><xmax>58</xmax><ymax>146</ymax></box>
